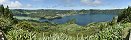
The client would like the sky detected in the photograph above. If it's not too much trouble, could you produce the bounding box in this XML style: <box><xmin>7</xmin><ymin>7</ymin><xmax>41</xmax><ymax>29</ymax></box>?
<box><xmin>0</xmin><ymin>0</ymin><xmax>131</xmax><ymax>10</ymax></box>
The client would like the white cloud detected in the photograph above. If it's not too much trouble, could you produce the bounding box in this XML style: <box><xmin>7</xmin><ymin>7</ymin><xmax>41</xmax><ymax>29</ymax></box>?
<box><xmin>0</xmin><ymin>0</ymin><xmax>32</xmax><ymax>8</ymax></box>
<box><xmin>0</xmin><ymin>0</ymin><xmax>8</xmax><ymax>5</ymax></box>
<box><xmin>8</xmin><ymin>1</ymin><xmax>22</xmax><ymax>8</ymax></box>
<box><xmin>0</xmin><ymin>0</ymin><xmax>22</xmax><ymax>8</ymax></box>
<box><xmin>81</xmin><ymin>0</ymin><xmax>102</xmax><ymax>6</ymax></box>
<box><xmin>0</xmin><ymin>0</ymin><xmax>7</xmax><ymax>4</ymax></box>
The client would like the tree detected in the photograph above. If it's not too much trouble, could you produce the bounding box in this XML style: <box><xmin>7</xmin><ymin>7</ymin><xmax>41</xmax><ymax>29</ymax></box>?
<box><xmin>0</xmin><ymin>5</ymin><xmax>17</xmax><ymax>32</ymax></box>
<box><xmin>4</xmin><ymin>6</ymin><xmax>13</xmax><ymax>19</ymax></box>
<box><xmin>117</xmin><ymin>6</ymin><xmax>131</xmax><ymax>22</ymax></box>
<box><xmin>15</xmin><ymin>21</ymin><xmax>33</xmax><ymax>31</ymax></box>
<box><xmin>0</xmin><ymin>5</ymin><xmax>4</xmax><ymax>16</ymax></box>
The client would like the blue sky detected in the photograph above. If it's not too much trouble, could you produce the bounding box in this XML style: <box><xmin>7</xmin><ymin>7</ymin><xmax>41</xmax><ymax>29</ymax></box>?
<box><xmin>0</xmin><ymin>0</ymin><xmax>131</xmax><ymax>10</ymax></box>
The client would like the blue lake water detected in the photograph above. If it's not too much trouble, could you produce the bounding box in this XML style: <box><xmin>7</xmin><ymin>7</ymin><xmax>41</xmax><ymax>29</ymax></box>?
<box><xmin>39</xmin><ymin>13</ymin><xmax>117</xmax><ymax>26</ymax></box>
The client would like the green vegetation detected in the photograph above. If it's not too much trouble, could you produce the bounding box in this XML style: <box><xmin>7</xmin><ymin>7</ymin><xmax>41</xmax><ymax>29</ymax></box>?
<box><xmin>0</xmin><ymin>4</ymin><xmax>131</xmax><ymax>40</ymax></box>
<box><xmin>13</xmin><ymin>16</ymin><xmax>40</xmax><ymax>21</ymax></box>
<box><xmin>117</xmin><ymin>6</ymin><xmax>131</xmax><ymax>23</ymax></box>
<box><xmin>11</xmin><ymin>9</ymin><xmax>123</xmax><ymax>19</ymax></box>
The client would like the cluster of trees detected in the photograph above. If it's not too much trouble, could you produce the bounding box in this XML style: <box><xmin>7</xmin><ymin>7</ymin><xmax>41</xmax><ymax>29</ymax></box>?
<box><xmin>0</xmin><ymin>5</ymin><xmax>38</xmax><ymax>40</ymax></box>
<box><xmin>0</xmin><ymin>5</ymin><xmax>13</xmax><ymax>19</ymax></box>
<box><xmin>0</xmin><ymin>4</ymin><xmax>37</xmax><ymax>32</ymax></box>
<box><xmin>117</xmin><ymin>6</ymin><xmax>131</xmax><ymax>22</ymax></box>
<box><xmin>0</xmin><ymin>5</ymin><xmax>15</xmax><ymax>31</ymax></box>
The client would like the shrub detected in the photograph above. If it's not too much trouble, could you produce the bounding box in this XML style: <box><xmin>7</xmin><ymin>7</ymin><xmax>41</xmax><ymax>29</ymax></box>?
<box><xmin>6</xmin><ymin>29</ymin><xmax>36</xmax><ymax>40</ymax></box>
<box><xmin>15</xmin><ymin>21</ymin><xmax>34</xmax><ymax>31</ymax></box>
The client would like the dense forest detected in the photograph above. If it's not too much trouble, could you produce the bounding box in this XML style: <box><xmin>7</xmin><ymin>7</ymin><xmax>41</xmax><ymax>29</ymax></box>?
<box><xmin>0</xmin><ymin>4</ymin><xmax>131</xmax><ymax>40</ymax></box>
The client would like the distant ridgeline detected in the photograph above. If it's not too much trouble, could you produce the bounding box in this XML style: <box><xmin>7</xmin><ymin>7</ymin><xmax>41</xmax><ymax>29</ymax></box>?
<box><xmin>11</xmin><ymin>9</ymin><xmax>123</xmax><ymax>18</ymax></box>
<box><xmin>87</xmin><ymin>9</ymin><xmax>123</xmax><ymax>14</ymax></box>
<box><xmin>11</xmin><ymin>9</ymin><xmax>123</xmax><ymax>14</ymax></box>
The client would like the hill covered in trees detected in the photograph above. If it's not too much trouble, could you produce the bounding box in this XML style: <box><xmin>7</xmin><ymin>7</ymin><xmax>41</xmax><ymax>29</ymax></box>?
<box><xmin>11</xmin><ymin>9</ymin><xmax>123</xmax><ymax>18</ymax></box>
